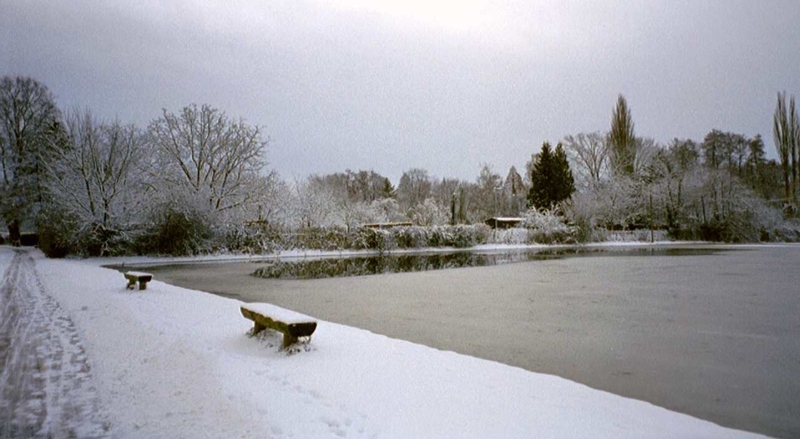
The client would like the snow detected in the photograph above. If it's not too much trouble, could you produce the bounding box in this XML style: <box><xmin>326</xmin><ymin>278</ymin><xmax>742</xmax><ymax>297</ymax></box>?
<box><xmin>4</xmin><ymin>246</ymin><xmax>769</xmax><ymax>438</ymax></box>
<box><xmin>241</xmin><ymin>302</ymin><xmax>316</xmax><ymax>325</ymax></box>
<box><xmin>123</xmin><ymin>271</ymin><xmax>152</xmax><ymax>278</ymax></box>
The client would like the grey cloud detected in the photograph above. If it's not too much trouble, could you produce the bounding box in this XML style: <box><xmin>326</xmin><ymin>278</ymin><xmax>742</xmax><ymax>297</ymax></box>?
<box><xmin>2</xmin><ymin>0</ymin><xmax>799</xmax><ymax>183</ymax></box>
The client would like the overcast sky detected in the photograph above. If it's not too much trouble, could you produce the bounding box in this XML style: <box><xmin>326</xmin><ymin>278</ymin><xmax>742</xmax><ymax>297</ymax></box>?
<box><xmin>3</xmin><ymin>0</ymin><xmax>800</xmax><ymax>183</ymax></box>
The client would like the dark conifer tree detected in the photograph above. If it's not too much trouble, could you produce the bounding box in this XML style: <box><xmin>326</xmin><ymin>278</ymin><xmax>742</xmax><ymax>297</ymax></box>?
<box><xmin>528</xmin><ymin>142</ymin><xmax>553</xmax><ymax>209</ymax></box>
<box><xmin>528</xmin><ymin>142</ymin><xmax>576</xmax><ymax>210</ymax></box>
<box><xmin>553</xmin><ymin>143</ymin><xmax>576</xmax><ymax>205</ymax></box>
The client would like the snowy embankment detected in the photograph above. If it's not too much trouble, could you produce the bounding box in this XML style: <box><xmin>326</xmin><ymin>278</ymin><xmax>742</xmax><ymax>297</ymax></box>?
<box><xmin>11</xmin><ymin>247</ymin><xmax>766</xmax><ymax>438</ymax></box>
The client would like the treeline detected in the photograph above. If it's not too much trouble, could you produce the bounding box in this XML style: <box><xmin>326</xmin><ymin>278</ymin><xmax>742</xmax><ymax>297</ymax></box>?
<box><xmin>1</xmin><ymin>76</ymin><xmax>798</xmax><ymax>256</ymax></box>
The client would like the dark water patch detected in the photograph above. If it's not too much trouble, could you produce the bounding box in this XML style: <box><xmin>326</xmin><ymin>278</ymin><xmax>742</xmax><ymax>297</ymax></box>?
<box><xmin>250</xmin><ymin>246</ymin><xmax>729</xmax><ymax>280</ymax></box>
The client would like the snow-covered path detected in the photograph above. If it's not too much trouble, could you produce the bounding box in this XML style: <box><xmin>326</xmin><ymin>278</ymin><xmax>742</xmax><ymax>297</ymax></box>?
<box><xmin>0</xmin><ymin>249</ymin><xmax>108</xmax><ymax>438</ymax></box>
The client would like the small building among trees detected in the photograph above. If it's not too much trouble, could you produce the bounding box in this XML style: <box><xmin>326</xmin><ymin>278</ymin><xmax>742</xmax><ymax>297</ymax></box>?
<box><xmin>484</xmin><ymin>217</ymin><xmax>524</xmax><ymax>229</ymax></box>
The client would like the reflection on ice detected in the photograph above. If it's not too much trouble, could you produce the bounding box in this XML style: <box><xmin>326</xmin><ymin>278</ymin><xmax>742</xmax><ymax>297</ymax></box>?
<box><xmin>251</xmin><ymin>247</ymin><xmax>724</xmax><ymax>280</ymax></box>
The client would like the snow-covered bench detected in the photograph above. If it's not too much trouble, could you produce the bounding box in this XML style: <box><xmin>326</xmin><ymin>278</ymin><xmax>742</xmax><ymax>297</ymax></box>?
<box><xmin>240</xmin><ymin>303</ymin><xmax>317</xmax><ymax>349</ymax></box>
<box><xmin>124</xmin><ymin>271</ymin><xmax>153</xmax><ymax>290</ymax></box>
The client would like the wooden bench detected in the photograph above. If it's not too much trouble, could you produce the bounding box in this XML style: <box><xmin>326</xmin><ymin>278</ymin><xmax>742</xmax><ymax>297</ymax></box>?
<box><xmin>240</xmin><ymin>303</ymin><xmax>317</xmax><ymax>349</ymax></box>
<box><xmin>124</xmin><ymin>271</ymin><xmax>153</xmax><ymax>290</ymax></box>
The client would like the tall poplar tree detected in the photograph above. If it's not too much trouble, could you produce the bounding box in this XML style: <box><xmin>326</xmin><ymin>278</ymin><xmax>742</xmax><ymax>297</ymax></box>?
<box><xmin>609</xmin><ymin>94</ymin><xmax>636</xmax><ymax>177</ymax></box>
<box><xmin>773</xmin><ymin>92</ymin><xmax>799</xmax><ymax>202</ymax></box>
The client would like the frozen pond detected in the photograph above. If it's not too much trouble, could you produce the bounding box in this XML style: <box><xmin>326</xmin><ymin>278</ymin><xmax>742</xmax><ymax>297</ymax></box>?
<box><xmin>132</xmin><ymin>244</ymin><xmax>800</xmax><ymax>438</ymax></box>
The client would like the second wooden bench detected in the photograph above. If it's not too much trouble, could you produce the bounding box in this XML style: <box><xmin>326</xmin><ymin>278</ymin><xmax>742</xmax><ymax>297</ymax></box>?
<box><xmin>240</xmin><ymin>303</ymin><xmax>317</xmax><ymax>349</ymax></box>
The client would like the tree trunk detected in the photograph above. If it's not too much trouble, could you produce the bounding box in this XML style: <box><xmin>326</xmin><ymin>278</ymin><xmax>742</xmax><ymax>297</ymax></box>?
<box><xmin>784</xmin><ymin>162</ymin><xmax>792</xmax><ymax>202</ymax></box>
<box><xmin>450</xmin><ymin>194</ymin><xmax>456</xmax><ymax>226</ymax></box>
<box><xmin>8</xmin><ymin>220</ymin><xmax>21</xmax><ymax>247</ymax></box>
<box><xmin>793</xmin><ymin>142</ymin><xmax>798</xmax><ymax>203</ymax></box>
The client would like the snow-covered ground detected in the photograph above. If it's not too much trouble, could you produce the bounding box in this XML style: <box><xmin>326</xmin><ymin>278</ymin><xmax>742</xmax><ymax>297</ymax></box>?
<box><xmin>1</xmin><ymin>246</ymin><xmax>769</xmax><ymax>438</ymax></box>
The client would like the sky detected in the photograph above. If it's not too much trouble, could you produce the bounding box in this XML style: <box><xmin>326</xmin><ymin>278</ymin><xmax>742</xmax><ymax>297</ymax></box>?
<box><xmin>2</xmin><ymin>0</ymin><xmax>800</xmax><ymax>184</ymax></box>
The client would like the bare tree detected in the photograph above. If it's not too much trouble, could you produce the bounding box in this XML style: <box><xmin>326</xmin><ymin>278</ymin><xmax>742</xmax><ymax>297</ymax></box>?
<box><xmin>502</xmin><ymin>166</ymin><xmax>527</xmax><ymax>216</ymax></box>
<box><xmin>48</xmin><ymin>110</ymin><xmax>143</xmax><ymax>225</ymax></box>
<box><xmin>633</xmin><ymin>137</ymin><xmax>660</xmax><ymax>176</ymax></box>
<box><xmin>409</xmin><ymin>198</ymin><xmax>449</xmax><ymax>226</ymax></box>
<box><xmin>474</xmin><ymin>163</ymin><xmax>503</xmax><ymax>220</ymax></box>
<box><xmin>292</xmin><ymin>177</ymin><xmax>340</xmax><ymax>229</ymax></box>
<box><xmin>0</xmin><ymin>76</ymin><xmax>60</xmax><ymax>245</ymax></box>
<box><xmin>148</xmin><ymin>104</ymin><xmax>268</xmax><ymax>212</ymax></box>
<box><xmin>308</xmin><ymin>169</ymin><xmax>393</xmax><ymax>204</ymax></box>
<box><xmin>563</xmin><ymin>132</ymin><xmax>608</xmax><ymax>188</ymax></box>
<box><xmin>42</xmin><ymin>110</ymin><xmax>146</xmax><ymax>252</ymax></box>
<box><xmin>396</xmin><ymin>168</ymin><xmax>432</xmax><ymax>212</ymax></box>
<box><xmin>249</xmin><ymin>171</ymin><xmax>292</xmax><ymax>226</ymax></box>
<box><xmin>668</xmin><ymin>138</ymin><xmax>700</xmax><ymax>173</ymax></box>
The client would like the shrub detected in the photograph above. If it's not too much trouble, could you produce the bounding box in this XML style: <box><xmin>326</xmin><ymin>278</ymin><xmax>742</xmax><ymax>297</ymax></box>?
<box><xmin>426</xmin><ymin>226</ymin><xmax>448</xmax><ymax>247</ymax></box>
<box><xmin>521</xmin><ymin>208</ymin><xmax>576</xmax><ymax>244</ymax></box>
<box><xmin>134</xmin><ymin>208</ymin><xmax>213</xmax><ymax>256</ymax></box>
<box><xmin>352</xmin><ymin>227</ymin><xmax>396</xmax><ymax>253</ymax></box>
<box><xmin>488</xmin><ymin>228</ymin><xmax>528</xmax><ymax>244</ymax></box>
<box><xmin>296</xmin><ymin>227</ymin><xmax>351</xmax><ymax>250</ymax></box>
<box><xmin>79</xmin><ymin>223</ymin><xmax>134</xmax><ymax>256</ymax></box>
<box><xmin>36</xmin><ymin>209</ymin><xmax>76</xmax><ymax>257</ymax></box>
<box><xmin>392</xmin><ymin>226</ymin><xmax>428</xmax><ymax>248</ymax></box>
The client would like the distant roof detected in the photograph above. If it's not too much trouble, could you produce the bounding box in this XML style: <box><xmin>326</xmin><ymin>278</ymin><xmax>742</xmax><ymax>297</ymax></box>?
<box><xmin>486</xmin><ymin>217</ymin><xmax>524</xmax><ymax>222</ymax></box>
<box><xmin>361</xmin><ymin>222</ymin><xmax>413</xmax><ymax>228</ymax></box>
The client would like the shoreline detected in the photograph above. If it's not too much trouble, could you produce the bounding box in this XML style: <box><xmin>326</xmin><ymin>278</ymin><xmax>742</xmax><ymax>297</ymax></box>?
<box><xmin>85</xmin><ymin>240</ymin><xmax>795</xmax><ymax>269</ymax></box>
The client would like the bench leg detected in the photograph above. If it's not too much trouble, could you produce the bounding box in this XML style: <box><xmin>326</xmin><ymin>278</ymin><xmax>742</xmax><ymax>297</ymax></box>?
<box><xmin>252</xmin><ymin>322</ymin><xmax>266</xmax><ymax>335</ymax></box>
<box><xmin>139</xmin><ymin>281</ymin><xmax>148</xmax><ymax>290</ymax></box>
<box><xmin>127</xmin><ymin>279</ymin><xmax>136</xmax><ymax>290</ymax></box>
<box><xmin>281</xmin><ymin>334</ymin><xmax>298</xmax><ymax>349</ymax></box>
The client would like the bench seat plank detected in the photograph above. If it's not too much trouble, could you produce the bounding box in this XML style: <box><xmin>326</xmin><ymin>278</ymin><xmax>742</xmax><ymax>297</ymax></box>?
<box><xmin>241</xmin><ymin>303</ymin><xmax>314</xmax><ymax>325</ymax></box>
<box><xmin>124</xmin><ymin>271</ymin><xmax>153</xmax><ymax>280</ymax></box>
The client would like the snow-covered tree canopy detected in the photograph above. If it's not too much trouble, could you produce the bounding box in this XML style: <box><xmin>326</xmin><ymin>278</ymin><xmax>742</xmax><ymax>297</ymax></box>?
<box><xmin>0</xmin><ymin>76</ymin><xmax>61</xmax><ymax>244</ymax></box>
<box><xmin>43</xmin><ymin>110</ymin><xmax>146</xmax><ymax>231</ymax></box>
<box><xmin>147</xmin><ymin>104</ymin><xmax>268</xmax><ymax>213</ymax></box>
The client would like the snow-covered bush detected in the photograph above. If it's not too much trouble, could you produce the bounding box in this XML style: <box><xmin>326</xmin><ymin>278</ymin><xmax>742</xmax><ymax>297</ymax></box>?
<box><xmin>409</xmin><ymin>198</ymin><xmax>449</xmax><ymax>227</ymax></box>
<box><xmin>392</xmin><ymin>226</ymin><xmax>429</xmax><ymax>248</ymax></box>
<box><xmin>447</xmin><ymin>224</ymin><xmax>491</xmax><ymax>248</ymax></box>
<box><xmin>281</xmin><ymin>227</ymin><xmax>350</xmax><ymax>251</ymax></box>
<box><xmin>769</xmin><ymin>220</ymin><xmax>800</xmax><ymax>242</ymax></box>
<box><xmin>420</xmin><ymin>225</ymin><xmax>490</xmax><ymax>248</ymax></box>
<box><xmin>521</xmin><ymin>208</ymin><xmax>576</xmax><ymax>244</ymax></box>
<box><xmin>448</xmin><ymin>226</ymin><xmax>475</xmax><ymax>248</ymax></box>
<box><xmin>564</xmin><ymin>193</ymin><xmax>602</xmax><ymax>243</ymax></box>
<box><xmin>351</xmin><ymin>227</ymin><xmax>396</xmax><ymax>253</ymax></box>
<box><xmin>219</xmin><ymin>222</ymin><xmax>284</xmax><ymax>254</ymax></box>
<box><xmin>489</xmin><ymin>228</ymin><xmax>528</xmax><ymax>244</ymax></box>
